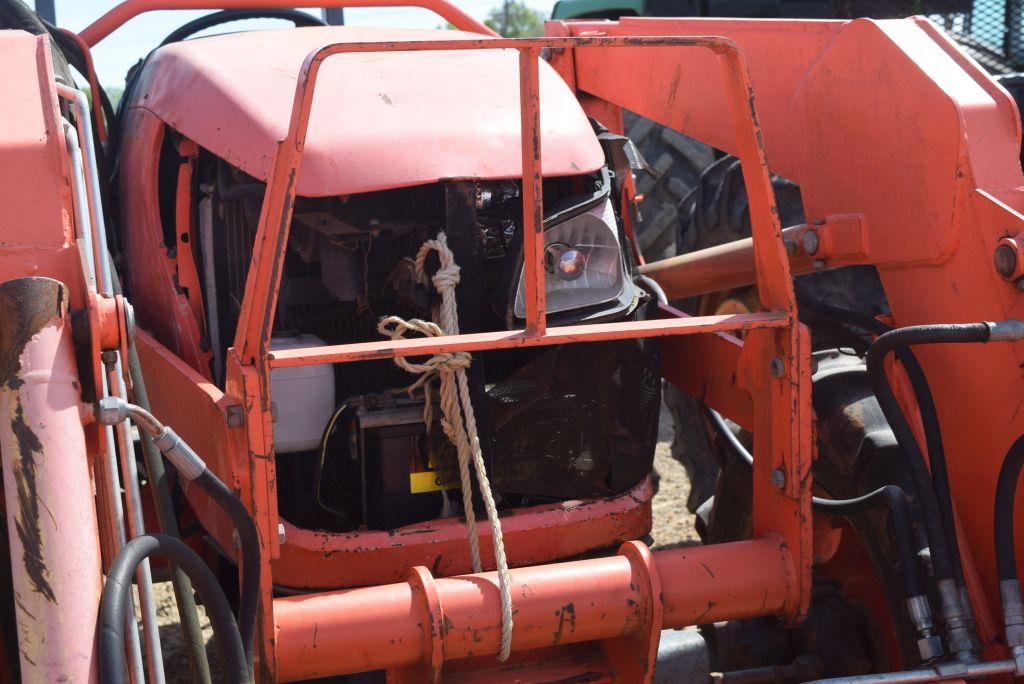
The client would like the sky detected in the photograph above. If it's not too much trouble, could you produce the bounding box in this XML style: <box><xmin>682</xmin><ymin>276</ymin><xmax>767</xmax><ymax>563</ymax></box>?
<box><xmin>53</xmin><ymin>1</ymin><xmax>555</xmax><ymax>87</ymax></box>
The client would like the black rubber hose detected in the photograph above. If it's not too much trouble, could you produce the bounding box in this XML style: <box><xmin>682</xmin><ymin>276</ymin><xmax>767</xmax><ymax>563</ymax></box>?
<box><xmin>111</xmin><ymin>261</ymin><xmax>211</xmax><ymax>683</ymax></box>
<box><xmin>995</xmin><ymin>434</ymin><xmax>1024</xmax><ymax>582</ymax></box>
<box><xmin>866</xmin><ymin>324</ymin><xmax>990</xmax><ymax>582</ymax></box>
<box><xmin>813</xmin><ymin>485</ymin><xmax>923</xmax><ymax>597</ymax></box>
<box><xmin>159</xmin><ymin>8</ymin><xmax>326</xmax><ymax>46</ymax></box>
<box><xmin>190</xmin><ymin>469</ymin><xmax>261</xmax><ymax>670</ymax></box>
<box><xmin>99</xmin><ymin>534</ymin><xmax>249</xmax><ymax>684</ymax></box>
<box><xmin>706</xmin><ymin>407</ymin><xmax>924</xmax><ymax>597</ymax></box>
<box><xmin>798</xmin><ymin>295</ymin><xmax>966</xmax><ymax>584</ymax></box>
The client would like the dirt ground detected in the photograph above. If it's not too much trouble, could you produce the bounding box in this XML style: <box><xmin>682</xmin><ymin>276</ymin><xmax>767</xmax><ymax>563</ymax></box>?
<box><xmin>148</xmin><ymin>403</ymin><xmax>698</xmax><ymax>681</ymax></box>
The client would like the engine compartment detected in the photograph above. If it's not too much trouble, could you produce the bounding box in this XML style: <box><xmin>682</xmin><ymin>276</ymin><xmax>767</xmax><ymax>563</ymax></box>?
<box><xmin>162</xmin><ymin>140</ymin><xmax>663</xmax><ymax>534</ymax></box>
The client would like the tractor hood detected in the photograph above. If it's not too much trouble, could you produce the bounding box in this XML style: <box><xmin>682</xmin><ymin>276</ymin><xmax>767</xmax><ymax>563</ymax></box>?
<box><xmin>133</xmin><ymin>26</ymin><xmax>605</xmax><ymax>196</ymax></box>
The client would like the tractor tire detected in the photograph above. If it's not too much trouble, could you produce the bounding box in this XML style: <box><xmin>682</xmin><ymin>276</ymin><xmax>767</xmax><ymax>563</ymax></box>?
<box><xmin>625</xmin><ymin>111</ymin><xmax>717</xmax><ymax>261</ymax></box>
<box><xmin>664</xmin><ymin>155</ymin><xmax>887</xmax><ymax>514</ymax></box>
<box><xmin>704</xmin><ymin>351</ymin><xmax>923</xmax><ymax>671</ymax></box>
<box><xmin>663</xmin><ymin>156</ymin><xmax>920</xmax><ymax>670</ymax></box>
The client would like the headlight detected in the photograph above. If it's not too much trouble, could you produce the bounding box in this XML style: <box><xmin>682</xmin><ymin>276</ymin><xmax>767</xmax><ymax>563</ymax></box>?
<box><xmin>513</xmin><ymin>198</ymin><xmax>628</xmax><ymax>318</ymax></box>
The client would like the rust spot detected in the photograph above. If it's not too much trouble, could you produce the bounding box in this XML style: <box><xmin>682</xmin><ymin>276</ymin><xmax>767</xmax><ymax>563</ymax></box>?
<box><xmin>0</xmin><ymin>278</ymin><xmax>67</xmax><ymax>389</ymax></box>
<box><xmin>552</xmin><ymin>602</ymin><xmax>576</xmax><ymax>644</ymax></box>
<box><xmin>0</xmin><ymin>279</ymin><xmax>67</xmax><ymax>606</ymax></box>
<box><xmin>10</xmin><ymin>400</ymin><xmax>56</xmax><ymax>604</ymax></box>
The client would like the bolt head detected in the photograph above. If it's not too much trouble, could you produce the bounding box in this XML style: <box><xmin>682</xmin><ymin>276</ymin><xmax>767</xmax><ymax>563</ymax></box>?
<box><xmin>770</xmin><ymin>468</ymin><xmax>786</xmax><ymax>489</ymax></box>
<box><xmin>917</xmin><ymin>634</ymin><xmax>944</xmax><ymax>662</ymax></box>
<box><xmin>769</xmin><ymin>357</ymin><xmax>785</xmax><ymax>378</ymax></box>
<box><xmin>802</xmin><ymin>230</ymin><xmax>820</xmax><ymax>255</ymax></box>
<box><xmin>225</xmin><ymin>405</ymin><xmax>245</xmax><ymax>428</ymax></box>
<box><xmin>996</xmin><ymin>244</ymin><xmax>1019</xmax><ymax>278</ymax></box>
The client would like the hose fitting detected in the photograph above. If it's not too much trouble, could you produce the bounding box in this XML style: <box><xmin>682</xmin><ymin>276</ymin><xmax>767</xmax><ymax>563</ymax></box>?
<box><xmin>151</xmin><ymin>427</ymin><xmax>207</xmax><ymax>481</ymax></box>
<box><xmin>938</xmin><ymin>578</ymin><xmax>976</xmax><ymax>661</ymax></box>
<box><xmin>906</xmin><ymin>594</ymin><xmax>943</xmax><ymax>661</ymax></box>
<box><xmin>95</xmin><ymin>397</ymin><xmax>207</xmax><ymax>480</ymax></box>
<box><xmin>959</xmin><ymin>584</ymin><xmax>982</xmax><ymax>653</ymax></box>
<box><xmin>986</xmin><ymin>320</ymin><xmax>1024</xmax><ymax>342</ymax></box>
<box><xmin>96</xmin><ymin>395</ymin><xmax>129</xmax><ymax>425</ymax></box>
<box><xmin>1000</xmin><ymin>579</ymin><xmax>1024</xmax><ymax>674</ymax></box>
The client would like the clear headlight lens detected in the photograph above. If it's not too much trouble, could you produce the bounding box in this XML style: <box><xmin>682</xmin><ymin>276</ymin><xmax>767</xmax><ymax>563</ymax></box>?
<box><xmin>513</xmin><ymin>198</ymin><xmax>625</xmax><ymax>318</ymax></box>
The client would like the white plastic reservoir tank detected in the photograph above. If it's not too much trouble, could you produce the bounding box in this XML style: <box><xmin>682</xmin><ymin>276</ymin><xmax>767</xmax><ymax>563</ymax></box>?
<box><xmin>269</xmin><ymin>334</ymin><xmax>336</xmax><ymax>453</ymax></box>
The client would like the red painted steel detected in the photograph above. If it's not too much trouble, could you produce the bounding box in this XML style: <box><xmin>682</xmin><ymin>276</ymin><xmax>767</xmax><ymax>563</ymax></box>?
<box><xmin>79</xmin><ymin>0</ymin><xmax>498</xmax><ymax>45</ymax></box>
<box><xmin>2</xmin><ymin>14</ymin><xmax>845</xmax><ymax>681</ymax></box>
<box><xmin>273</xmin><ymin>538</ymin><xmax>792</xmax><ymax>681</ymax></box>
<box><xmin>118</xmin><ymin>112</ymin><xmax>210</xmax><ymax>376</ymax></box>
<box><xmin>267</xmin><ymin>311</ymin><xmax>789</xmax><ymax>367</ymax></box>
<box><xmin>519</xmin><ymin>47</ymin><xmax>546</xmax><ymax>334</ymax></box>
<box><xmin>58</xmin><ymin>29</ymin><xmax>107</xmax><ymax>141</ymax></box>
<box><xmin>273</xmin><ymin>478</ymin><xmax>653</xmax><ymax>588</ymax></box>
<box><xmin>0</xmin><ymin>34</ymin><xmax>83</xmax><ymax>307</ymax></box>
<box><xmin>0</xmin><ymin>281</ymin><xmax>102</xmax><ymax>683</ymax></box>
<box><xmin>558</xmin><ymin>15</ymin><xmax>1024</xmax><ymax>640</ymax></box>
<box><xmin>125</xmin><ymin>27</ymin><xmax>604</xmax><ymax>198</ymax></box>
<box><xmin>213</xmin><ymin>33</ymin><xmax>808</xmax><ymax>676</ymax></box>
<box><xmin>231</xmin><ymin>34</ymin><xmax>795</xmax><ymax>363</ymax></box>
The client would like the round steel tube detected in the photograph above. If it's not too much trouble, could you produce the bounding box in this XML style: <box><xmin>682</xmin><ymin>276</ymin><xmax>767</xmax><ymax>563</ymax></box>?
<box><xmin>0</xmin><ymin>278</ymin><xmax>103</xmax><ymax>682</ymax></box>
<box><xmin>273</xmin><ymin>538</ymin><xmax>791</xmax><ymax>680</ymax></box>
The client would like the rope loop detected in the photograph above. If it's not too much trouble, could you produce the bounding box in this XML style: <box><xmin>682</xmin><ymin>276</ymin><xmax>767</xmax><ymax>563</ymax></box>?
<box><xmin>378</xmin><ymin>232</ymin><xmax>514</xmax><ymax>661</ymax></box>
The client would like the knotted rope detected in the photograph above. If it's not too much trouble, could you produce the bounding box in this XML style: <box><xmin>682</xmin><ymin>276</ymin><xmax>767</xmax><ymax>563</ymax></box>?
<box><xmin>378</xmin><ymin>232</ymin><xmax>514</xmax><ymax>661</ymax></box>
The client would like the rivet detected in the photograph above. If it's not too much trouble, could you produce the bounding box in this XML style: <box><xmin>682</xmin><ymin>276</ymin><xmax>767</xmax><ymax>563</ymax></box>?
<box><xmin>225</xmin><ymin>405</ymin><xmax>245</xmax><ymax>428</ymax></box>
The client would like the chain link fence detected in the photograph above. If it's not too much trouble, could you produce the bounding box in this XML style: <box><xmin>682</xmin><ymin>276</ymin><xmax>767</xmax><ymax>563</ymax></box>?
<box><xmin>834</xmin><ymin>0</ymin><xmax>1024</xmax><ymax>72</ymax></box>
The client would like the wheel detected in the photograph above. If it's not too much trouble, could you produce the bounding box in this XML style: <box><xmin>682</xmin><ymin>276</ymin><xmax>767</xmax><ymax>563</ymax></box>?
<box><xmin>661</xmin><ymin>155</ymin><xmax>922</xmax><ymax>670</ymax></box>
<box><xmin>625</xmin><ymin>111</ymin><xmax>716</xmax><ymax>261</ymax></box>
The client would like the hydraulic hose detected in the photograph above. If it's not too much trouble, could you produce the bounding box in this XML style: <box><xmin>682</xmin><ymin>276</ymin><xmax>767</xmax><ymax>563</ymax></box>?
<box><xmin>99</xmin><ymin>534</ymin><xmax>249</xmax><ymax>684</ymax></box>
<box><xmin>193</xmin><ymin>468</ymin><xmax>262</xmax><ymax>669</ymax></box>
<box><xmin>705</xmin><ymin>407</ymin><xmax>923</xmax><ymax>597</ymax></box>
<box><xmin>797</xmin><ymin>295</ymin><xmax>965</xmax><ymax>583</ymax></box>
<box><xmin>111</xmin><ymin>260</ymin><xmax>212</xmax><ymax>683</ymax></box>
<box><xmin>995</xmin><ymin>433</ymin><xmax>1024</xmax><ymax>583</ymax></box>
<box><xmin>865</xmin><ymin>324</ymin><xmax>990</xmax><ymax>585</ymax></box>
<box><xmin>864</xmin><ymin>321</ymin><xmax>1024</xmax><ymax>658</ymax></box>
<box><xmin>96</xmin><ymin>398</ymin><xmax>261</xmax><ymax>670</ymax></box>
<box><xmin>994</xmin><ymin>433</ymin><xmax>1024</xmax><ymax>665</ymax></box>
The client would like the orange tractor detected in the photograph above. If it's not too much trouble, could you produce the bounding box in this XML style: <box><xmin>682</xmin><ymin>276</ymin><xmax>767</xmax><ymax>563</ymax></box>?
<box><xmin>2</xmin><ymin>0</ymin><xmax>1024</xmax><ymax>681</ymax></box>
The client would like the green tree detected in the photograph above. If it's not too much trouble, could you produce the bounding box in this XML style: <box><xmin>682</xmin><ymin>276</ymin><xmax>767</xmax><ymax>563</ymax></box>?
<box><xmin>484</xmin><ymin>0</ymin><xmax>545</xmax><ymax>37</ymax></box>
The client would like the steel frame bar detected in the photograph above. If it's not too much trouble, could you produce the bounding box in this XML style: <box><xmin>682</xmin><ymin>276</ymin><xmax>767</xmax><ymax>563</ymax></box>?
<box><xmin>519</xmin><ymin>47</ymin><xmax>546</xmax><ymax>334</ymax></box>
<box><xmin>232</xmin><ymin>35</ymin><xmax>794</xmax><ymax>365</ymax></box>
<box><xmin>210</xmin><ymin>33</ymin><xmax>807</xmax><ymax>678</ymax></box>
<box><xmin>79</xmin><ymin>0</ymin><xmax>499</xmax><ymax>46</ymax></box>
<box><xmin>273</xmin><ymin>537</ymin><xmax>793</xmax><ymax>681</ymax></box>
<box><xmin>268</xmin><ymin>310</ymin><xmax>789</xmax><ymax>367</ymax></box>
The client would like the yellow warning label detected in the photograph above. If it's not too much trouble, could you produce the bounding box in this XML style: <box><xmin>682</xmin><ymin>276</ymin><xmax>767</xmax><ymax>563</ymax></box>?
<box><xmin>409</xmin><ymin>470</ymin><xmax>456</xmax><ymax>494</ymax></box>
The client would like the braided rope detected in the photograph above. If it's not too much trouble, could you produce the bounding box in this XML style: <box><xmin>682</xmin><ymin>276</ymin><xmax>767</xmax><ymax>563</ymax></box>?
<box><xmin>377</xmin><ymin>232</ymin><xmax>514</xmax><ymax>661</ymax></box>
